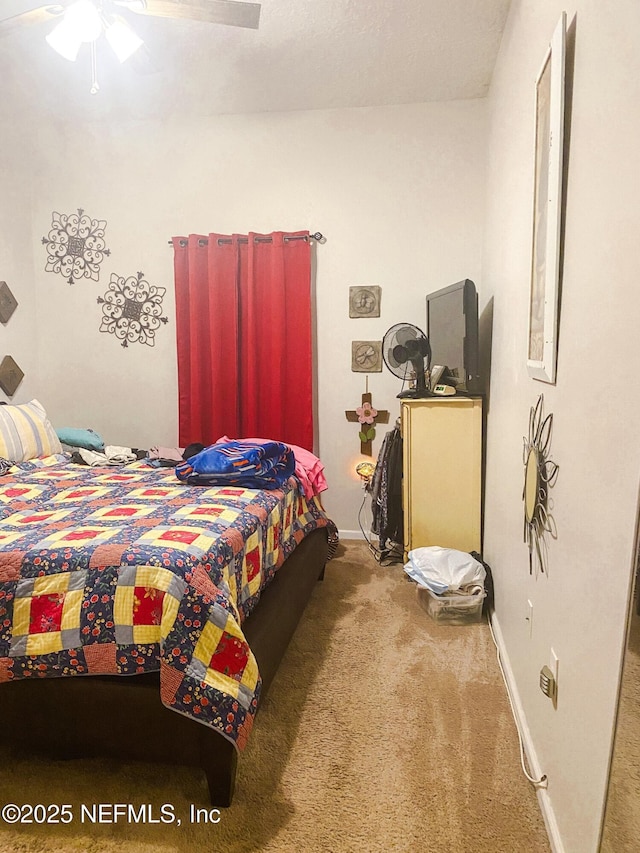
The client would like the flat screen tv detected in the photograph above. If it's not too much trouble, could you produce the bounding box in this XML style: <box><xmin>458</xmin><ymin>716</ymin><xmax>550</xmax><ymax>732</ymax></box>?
<box><xmin>426</xmin><ymin>279</ymin><xmax>481</xmax><ymax>394</ymax></box>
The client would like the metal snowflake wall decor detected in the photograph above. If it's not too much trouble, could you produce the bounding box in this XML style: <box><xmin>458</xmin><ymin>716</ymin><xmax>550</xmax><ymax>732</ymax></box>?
<box><xmin>42</xmin><ymin>209</ymin><xmax>111</xmax><ymax>285</ymax></box>
<box><xmin>523</xmin><ymin>394</ymin><xmax>559</xmax><ymax>576</ymax></box>
<box><xmin>98</xmin><ymin>271</ymin><xmax>168</xmax><ymax>348</ymax></box>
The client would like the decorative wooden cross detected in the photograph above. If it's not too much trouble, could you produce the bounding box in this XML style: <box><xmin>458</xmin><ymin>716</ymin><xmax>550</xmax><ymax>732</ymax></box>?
<box><xmin>345</xmin><ymin>378</ymin><xmax>390</xmax><ymax>456</ymax></box>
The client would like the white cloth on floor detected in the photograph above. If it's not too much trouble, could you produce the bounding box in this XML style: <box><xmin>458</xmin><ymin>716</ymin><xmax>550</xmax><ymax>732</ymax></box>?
<box><xmin>404</xmin><ymin>547</ymin><xmax>486</xmax><ymax>595</ymax></box>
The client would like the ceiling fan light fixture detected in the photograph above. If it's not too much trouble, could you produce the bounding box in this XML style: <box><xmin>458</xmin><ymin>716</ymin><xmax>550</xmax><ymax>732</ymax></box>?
<box><xmin>45</xmin><ymin>0</ymin><xmax>102</xmax><ymax>60</ymax></box>
<box><xmin>45</xmin><ymin>20</ymin><xmax>84</xmax><ymax>61</ymax></box>
<box><xmin>63</xmin><ymin>0</ymin><xmax>102</xmax><ymax>42</ymax></box>
<box><xmin>105</xmin><ymin>19</ymin><xmax>144</xmax><ymax>63</ymax></box>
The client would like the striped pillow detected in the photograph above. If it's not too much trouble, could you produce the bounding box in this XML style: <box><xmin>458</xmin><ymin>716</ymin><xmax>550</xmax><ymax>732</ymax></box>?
<box><xmin>0</xmin><ymin>399</ymin><xmax>62</xmax><ymax>462</ymax></box>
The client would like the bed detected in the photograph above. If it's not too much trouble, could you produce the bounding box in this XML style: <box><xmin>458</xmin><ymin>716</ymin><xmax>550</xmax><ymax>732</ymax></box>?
<box><xmin>0</xmin><ymin>446</ymin><xmax>336</xmax><ymax>806</ymax></box>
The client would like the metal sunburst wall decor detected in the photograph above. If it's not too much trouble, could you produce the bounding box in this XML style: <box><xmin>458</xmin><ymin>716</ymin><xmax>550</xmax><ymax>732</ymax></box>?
<box><xmin>42</xmin><ymin>208</ymin><xmax>111</xmax><ymax>285</ymax></box>
<box><xmin>523</xmin><ymin>394</ymin><xmax>559</xmax><ymax>576</ymax></box>
<box><xmin>98</xmin><ymin>271</ymin><xmax>168</xmax><ymax>348</ymax></box>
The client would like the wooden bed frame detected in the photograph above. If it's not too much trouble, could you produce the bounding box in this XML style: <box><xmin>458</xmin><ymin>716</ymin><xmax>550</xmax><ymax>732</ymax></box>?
<box><xmin>0</xmin><ymin>527</ymin><xmax>329</xmax><ymax>806</ymax></box>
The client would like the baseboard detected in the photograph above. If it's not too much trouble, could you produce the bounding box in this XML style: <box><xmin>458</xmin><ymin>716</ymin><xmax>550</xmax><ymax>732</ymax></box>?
<box><xmin>338</xmin><ymin>529</ymin><xmax>367</xmax><ymax>540</ymax></box>
<box><xmin>489</xmin><ymin>610</ymin><xmax>565</xmax><ymax>853</ymax></box>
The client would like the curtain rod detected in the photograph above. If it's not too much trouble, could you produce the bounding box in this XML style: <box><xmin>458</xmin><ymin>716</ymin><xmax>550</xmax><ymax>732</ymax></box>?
<box><xmin>168</xmin><ymin>232</ymin><xmax>324</xmax><ymax>247</ymax></box>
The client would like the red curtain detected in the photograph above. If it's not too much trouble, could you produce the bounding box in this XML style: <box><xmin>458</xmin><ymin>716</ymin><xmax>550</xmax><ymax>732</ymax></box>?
<box><xmin>173</xmin><ymin>231</ymin><xmax>314</xmax><ymax>451</ymax></box>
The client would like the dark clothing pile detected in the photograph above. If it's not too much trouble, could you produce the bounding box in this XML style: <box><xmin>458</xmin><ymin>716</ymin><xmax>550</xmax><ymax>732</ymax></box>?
<box><xmin>369</xmin><ymin>426</ymin><xmax>404</xmax><ymax>552</ymax></box>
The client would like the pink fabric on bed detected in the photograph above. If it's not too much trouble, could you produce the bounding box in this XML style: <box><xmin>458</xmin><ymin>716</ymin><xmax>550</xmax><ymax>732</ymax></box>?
<box><xmin>216</xmin><ymin>436</ymin><xmax>327</xmax><ymax>498</ymax></box>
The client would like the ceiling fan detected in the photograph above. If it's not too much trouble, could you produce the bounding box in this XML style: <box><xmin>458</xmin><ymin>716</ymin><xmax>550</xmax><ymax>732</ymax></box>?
<box><xmin>0</xmin><ymin>0</ymin><xmax>261</xmax><ymax>91</ymax></box>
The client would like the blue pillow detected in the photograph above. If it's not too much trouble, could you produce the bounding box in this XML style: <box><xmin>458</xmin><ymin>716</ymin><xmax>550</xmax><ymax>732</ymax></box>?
<box><xmin>56</xmin><ymin>427</ymin><xmax>104</xmax><ymax>451</ymax></box>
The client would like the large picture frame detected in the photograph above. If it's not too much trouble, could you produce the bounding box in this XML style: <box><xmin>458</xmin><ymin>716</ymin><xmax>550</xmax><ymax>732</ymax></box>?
<box><xmin>527</xmin><ymin>12</ymin><xmax>566</xmax><ymax>384</ymax></box>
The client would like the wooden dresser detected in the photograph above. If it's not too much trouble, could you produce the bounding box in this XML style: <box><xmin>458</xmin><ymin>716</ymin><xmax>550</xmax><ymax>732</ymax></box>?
<box><xmin>401</xmin><ymin>397</ymin><xmax>483</xmax><ymax>556</ymax></box>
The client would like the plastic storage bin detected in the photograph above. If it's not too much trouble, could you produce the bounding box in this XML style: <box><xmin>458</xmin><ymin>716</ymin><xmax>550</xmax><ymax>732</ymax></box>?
<box><xmin>416</xmin><ymin>585</ymin><xmax>485</xmax><ymax>625</ymax></box>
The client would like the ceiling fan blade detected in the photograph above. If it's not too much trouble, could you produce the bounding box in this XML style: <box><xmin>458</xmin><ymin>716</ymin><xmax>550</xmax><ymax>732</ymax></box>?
<box><xmin>116</xmin><ymin>0</ymin><xmax>260</xmax><ymax>29</ymax></box>
<box><xmin>0</xmin><ymin>4</ymin><xmax>64</xmax><ymax>37</ymax></box>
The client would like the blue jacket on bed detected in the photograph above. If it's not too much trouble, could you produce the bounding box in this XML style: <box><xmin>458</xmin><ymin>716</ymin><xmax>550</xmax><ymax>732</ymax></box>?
<box><xmin>175</xmin><ymin>440</ymin><xmax>295</xmax><ymax>489</ymax></box>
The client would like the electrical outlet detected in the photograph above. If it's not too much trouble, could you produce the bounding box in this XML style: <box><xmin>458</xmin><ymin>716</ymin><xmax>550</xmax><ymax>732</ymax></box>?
<box><xmin>549</xmin><ymin>647</ymin><xmax>559</xmax><ymax>708</ymax></box>
<box><xmin>540</xmin><ymin>666</ymin><xmax>555</xmax><ymax>700</ymax></box>
<box><xmin>526</xmin><ymin>599</ymin><xmax>534</xmax><ymax>638</ymax></box>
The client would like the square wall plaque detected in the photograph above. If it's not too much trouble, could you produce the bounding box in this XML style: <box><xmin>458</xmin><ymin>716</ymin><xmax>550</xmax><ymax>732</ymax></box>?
<box><xmin>349</xmin><ymin>286</ymin><xmax>381</xmax><ymax>318</ymax></box>
<box><xmin>0</xmin><ymin>282</ymin><xmax>18</xmax><ymax>324</ymax></box>
<box><xmin>351</xmin><ymin>341</ymin><xmax>383</xmax><ymax>372</ymax></box>
<box><xmin>0</xmin><ymin>355</ymin><xmax>24</xmax><ymax>396</ymax></box>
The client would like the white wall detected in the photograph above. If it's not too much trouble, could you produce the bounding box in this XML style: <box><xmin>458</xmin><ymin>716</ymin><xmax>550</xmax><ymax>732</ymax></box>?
<box><xmin>482</xmin><ymin>2</ymin><xmax>640</xmax><ymax>851</ymax></box>
<box><xmin>27</xmin><ymin>100</ymin><xmax>487</xmax><ymax>533</ymax></box>
<box><xmin>0</xmin><ymin>122</ymin><xmax>38</xmax><ymax>403</ymax></box>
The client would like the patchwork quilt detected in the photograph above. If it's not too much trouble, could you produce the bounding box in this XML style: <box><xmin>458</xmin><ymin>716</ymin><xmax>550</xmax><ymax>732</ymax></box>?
<box><xmin>0</xmin><ymin>455</ymin><xmax>335</xmax><ymax>749</ymax></box>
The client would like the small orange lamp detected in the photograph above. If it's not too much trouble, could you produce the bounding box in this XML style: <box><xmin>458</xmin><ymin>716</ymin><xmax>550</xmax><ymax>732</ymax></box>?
<box><xmin>355</xmin><ymin>460</ymin><xmax>376</xmax><ymax>482</ymax></box>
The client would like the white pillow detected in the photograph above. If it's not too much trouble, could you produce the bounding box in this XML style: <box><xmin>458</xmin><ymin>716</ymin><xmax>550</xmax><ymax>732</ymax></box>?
<box><xmin>0</xmin><ymin>399</ymin><xmax>62</xmax><ymax>462</ymax></box>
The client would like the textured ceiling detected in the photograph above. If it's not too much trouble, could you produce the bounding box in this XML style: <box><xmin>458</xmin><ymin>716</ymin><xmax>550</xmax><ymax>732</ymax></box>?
<box><xmin>0</xmin><ymin>0</ymin><xmax>511</xmax><ymax>122</ymax></box>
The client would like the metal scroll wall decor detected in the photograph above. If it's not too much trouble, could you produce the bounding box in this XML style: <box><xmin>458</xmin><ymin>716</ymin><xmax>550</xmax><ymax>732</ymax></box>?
<box><xmin>523</xmin><ymin>394</ymin><xmax>559</xmax><ymax>575</ymax></box>
<box><xmin>42</xmin><ymin>209</ymin><xmax>111</xmax><ymax>285</ymax></box>
<box><xmin>98</xmin><ymin>271</ymin><xmax>168</xmax><ymax>348</ymax></box>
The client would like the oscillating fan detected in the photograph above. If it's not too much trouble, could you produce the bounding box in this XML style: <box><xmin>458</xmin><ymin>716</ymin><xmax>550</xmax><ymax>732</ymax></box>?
<box><xmin>382</xmin><ymin>323</ymin><xmax>432</xmax><ymax>399</ymax></box>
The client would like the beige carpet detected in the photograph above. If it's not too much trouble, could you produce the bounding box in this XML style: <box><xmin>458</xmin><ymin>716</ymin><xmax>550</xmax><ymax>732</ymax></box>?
<box><xmin>0</xmin><ymin>541</ymin><xmax>549</xmax><ymax>853</ymax></box>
